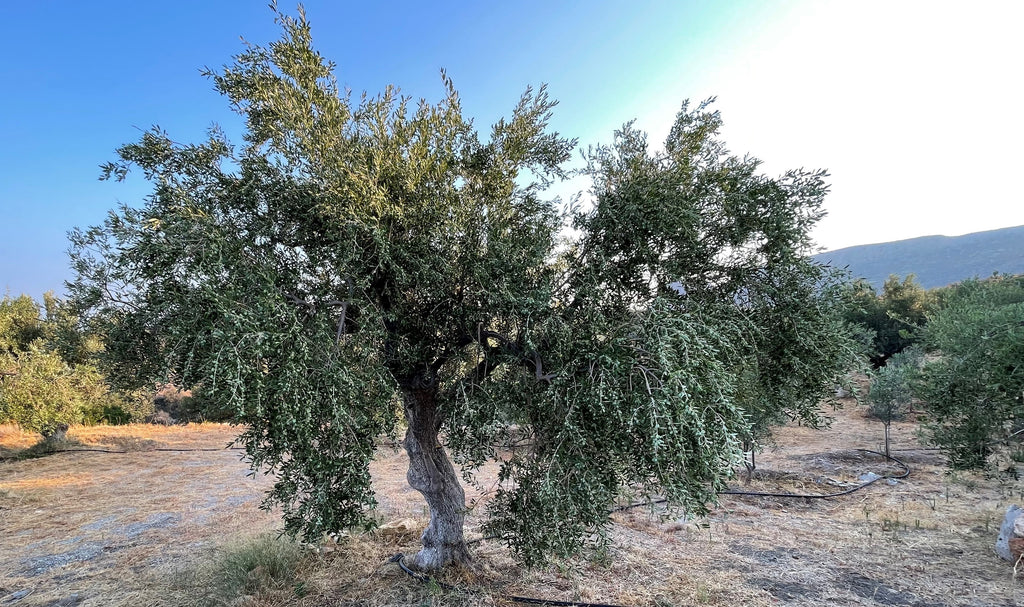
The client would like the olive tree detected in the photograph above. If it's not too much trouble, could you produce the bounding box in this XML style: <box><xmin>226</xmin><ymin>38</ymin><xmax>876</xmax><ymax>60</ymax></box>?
<box><xmin>841</xmin><ymin>274</ymin><xmax>932</xmax><ymax>367</ymax></box>
<box><xmin>866</xmin><ymin>347</ymin><xmax>923</xmax><ymax>457</ymax></box>
<box><xmin>917</xmin><ymin>275</ymin><xmax>1024</xmax><ymax>469</ymax></box>
<box><xmin>69</xmin><ymin>7</ymin><xmax>857</xmax><ymax>570</ymax></box>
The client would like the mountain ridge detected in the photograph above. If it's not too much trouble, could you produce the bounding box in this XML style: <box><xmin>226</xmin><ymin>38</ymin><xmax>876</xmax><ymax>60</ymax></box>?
<box><xmin>814</xmin><ymin>225</ymin><xmax>1024</xmax><ymax>289</ymax></box>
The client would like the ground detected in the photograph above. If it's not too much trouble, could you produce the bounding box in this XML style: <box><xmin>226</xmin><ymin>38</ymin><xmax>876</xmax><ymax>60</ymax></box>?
<box><xmin>1</xmin><ymin>399</ymin><xmax>1022</xmax><ymax>607</ymax></box>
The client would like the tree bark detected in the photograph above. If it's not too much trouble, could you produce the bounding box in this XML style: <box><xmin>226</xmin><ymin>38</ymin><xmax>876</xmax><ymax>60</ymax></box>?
<box><xmin>401</xmin><ymin>382</ymin><xmax>470</xmax><ymax>570</ymax></box>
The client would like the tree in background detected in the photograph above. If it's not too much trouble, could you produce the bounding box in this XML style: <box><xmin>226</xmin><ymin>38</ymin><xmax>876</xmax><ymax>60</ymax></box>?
<box><xmin>866</xmin><ymin>347</ymin><xmax>923</xmax><ymax>457</ymax></box>
<box><xmin>69</xmin><ymin>7</ymin><xmax>858</xmax><ymax>570</ymax></box>
<box><xmin>917</xmin><ymin>274</ymin><xmax>1024</xmax><ymax>469</ymax></box>
<box><xmin>0</xmin><ymin>348</ymin><xmax>107</xmax><ymax>438</ymax></box>
<box><xmin>841</xmin><ymin>274</ymin><xmax>933</xmax><ymax>367</ymax></box>
<box><xmin>0</xmin><ymin>293</ymin><xmax>128</xmax><ymax>437</ymax></box>
<box><xmin>0</xmin><ymin>295</ymin><xmax>47</xmax><ymax>357</ymax></box>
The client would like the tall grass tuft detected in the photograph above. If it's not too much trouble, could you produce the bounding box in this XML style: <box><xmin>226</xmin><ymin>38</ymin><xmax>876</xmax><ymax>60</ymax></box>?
<box><xmin>215</xmin><ymin>534</ymin><xmax>305</xmax><ymax>597</ymax></box>
<box><xmin>165</xmin><ymin>533</ymin><xmax>307</xmax><ymax>607</ymax></box>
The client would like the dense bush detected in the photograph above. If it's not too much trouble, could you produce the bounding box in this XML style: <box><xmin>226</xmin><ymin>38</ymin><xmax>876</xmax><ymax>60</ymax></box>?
<box><xmin>917</xmin><ymin>274</ymin><xmax>1024</xmax><ymax>469</ymax></box>
<box><xmin>0</xmin><ymin>293</ymin><xmax>152</xmax><ymax>436</ymax></box>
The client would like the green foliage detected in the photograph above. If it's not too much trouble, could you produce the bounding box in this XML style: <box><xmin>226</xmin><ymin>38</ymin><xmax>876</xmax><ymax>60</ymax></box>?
<box><xmin>841</xmin><ymin>274</ymin><xmax>933</xmax><ymax>366</ymax></box>
<box><xmin>0</xmin><ymin>294</ymin><xmax>47</xmax><ymax>353</ymax></box>
<box><xmin>81</xmin><ymin>389</ymin><xmax>155</xmax><ymax>425</ymax></box>
<box><xmin>917</xmin><ymin>274</ymin><xmax>1024</xmax><ymax>469</ymax></box>
<box><xmin>0</xmin><ymin>348</ymin><xmax>99</xmax><ymax>434</ymax></box>
<box><xmin>69</xmin><ymin>7</ymin><xmax>860</xmax><ymax>565</ymax></box>
<box><xmin>41</xmin><ymin>292</ymin><xmax>105</xmax><ymax>366</ymax></box>
<box><xmin>0</xmin><ymin>293</ymin><xmax>141</xmax><ymax>435</ymax></box>
<box><xmin>867</xmin><ymin>348</ymin><xmax>922</xmax><ymax>423</ymax></box>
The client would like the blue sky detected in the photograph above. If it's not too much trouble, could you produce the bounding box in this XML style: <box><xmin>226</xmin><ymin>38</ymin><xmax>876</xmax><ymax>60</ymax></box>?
<box><xmin>2</xmin><ymin>1</ymin><xmax>1021</xmax><ymax>300</ymax></box>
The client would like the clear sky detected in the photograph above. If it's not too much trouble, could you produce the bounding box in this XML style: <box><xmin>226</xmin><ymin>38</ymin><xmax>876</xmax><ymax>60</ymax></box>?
<box><xmin>2</xmin><ymin>0</ymin><xmax>1021</xmax><ymax>300</ymax></box>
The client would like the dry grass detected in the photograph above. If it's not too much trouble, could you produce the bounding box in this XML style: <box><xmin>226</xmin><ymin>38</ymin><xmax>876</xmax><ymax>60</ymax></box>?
<box><xmin>0</xmin><ymin>422</ymin><xmax>278</xmax><ymax>607</ymax></box>
<box><xmin>0</xmin><ymin>424</ymin><xmax>40</xmax><ymax>456</ymax></box>
<box><xmin>3</xmin><ymin>402</ymin><xmax>1024</xmax><ymax>606</ymax></box>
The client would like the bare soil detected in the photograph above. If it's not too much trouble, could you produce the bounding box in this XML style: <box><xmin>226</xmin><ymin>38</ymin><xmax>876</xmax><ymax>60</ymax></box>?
<box><xmin>2</xmin><ymin>401</ymin><xmax>1023</xmax><ymax>607</ymax></box>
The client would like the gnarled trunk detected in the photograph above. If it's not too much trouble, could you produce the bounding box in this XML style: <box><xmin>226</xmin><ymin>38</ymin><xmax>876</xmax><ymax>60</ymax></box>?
<box><xmin>401</xmin><ymin>383</ymin><xmax>470</xmax><ymax>570</ymax></box>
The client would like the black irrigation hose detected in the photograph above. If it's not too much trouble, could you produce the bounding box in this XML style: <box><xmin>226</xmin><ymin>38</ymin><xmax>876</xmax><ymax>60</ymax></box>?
<box><xmin>389</xmin><ymin>553</ymin><xmax>628</xmax><ymax>607</ymax></box>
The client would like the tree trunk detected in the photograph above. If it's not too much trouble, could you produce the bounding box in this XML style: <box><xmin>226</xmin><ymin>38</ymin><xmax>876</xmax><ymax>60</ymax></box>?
<box><xmin>401</xmin><ymin>383</ymin><xmax>470</xmax><ymax>570</ymax></box>
<box><xmin>743</xmin><ymin>445</ymin><xmax>756</xmax><ymax>485</ymax></box>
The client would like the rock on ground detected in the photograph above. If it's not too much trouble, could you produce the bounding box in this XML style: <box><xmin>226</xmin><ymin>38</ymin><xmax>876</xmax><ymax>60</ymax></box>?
<box><xmin>995</xmin><ymin>504</ymin><xmax>1023</xmax><ymax>561</ymax></box>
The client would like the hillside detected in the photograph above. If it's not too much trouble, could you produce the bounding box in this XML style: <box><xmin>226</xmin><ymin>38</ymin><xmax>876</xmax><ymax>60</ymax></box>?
<box><xmin>814</xmin><ymin>225</ymin><xmax>1024</xmax><ymax>289</ymax></box>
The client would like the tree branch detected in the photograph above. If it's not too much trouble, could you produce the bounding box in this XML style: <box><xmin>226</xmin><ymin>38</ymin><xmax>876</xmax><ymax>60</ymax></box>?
<box><xmin>530</xmin><ymin>350</ymin><xmax>556</xmax><ymax>383</ymax></box>
<box><xmin>473</xmin><ymin>328</ymin><xmax>556</xmax><ymax>384</ymax></box>
<box><xmin>331</xmin><ymin>283</ymin><xmax>355</xmax><ymax>354</ymax></box>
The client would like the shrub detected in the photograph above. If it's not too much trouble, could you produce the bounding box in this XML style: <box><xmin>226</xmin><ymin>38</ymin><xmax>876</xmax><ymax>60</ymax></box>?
<box><xmin>81</xmin><ymin>390</ymin><xmax>155</xmax><ymax>425</ymax></box>
<box><xmin>1</xmin><ymin>293</ymin><xmax>140</xmax><ymax>434</ymax></box>
<box><xmin>0</xmin><ymin>348</ymin><xmax>112</xmax><ymax>436</ymax></box>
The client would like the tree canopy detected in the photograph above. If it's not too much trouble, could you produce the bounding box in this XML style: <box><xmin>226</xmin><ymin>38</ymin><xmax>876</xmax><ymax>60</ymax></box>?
<box><xmin>69</xmin><ymin>7</ymin><xmax>858</xmax><ymax>569</ymax></box>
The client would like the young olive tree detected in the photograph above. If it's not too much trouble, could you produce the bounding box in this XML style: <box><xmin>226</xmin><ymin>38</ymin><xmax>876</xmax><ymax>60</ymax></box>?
<box><xmin>69</xmin><ymin>8</ymin><xmax>857</xmax><ymax>569</ymax></box>
<box><xmin>866</xmin><ymin>347</ymin><xmax>923</xmax><ymax>457</ymax></box>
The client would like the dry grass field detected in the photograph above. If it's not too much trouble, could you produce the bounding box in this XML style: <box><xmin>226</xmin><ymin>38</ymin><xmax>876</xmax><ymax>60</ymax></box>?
<box><xmin>2</xmin><ymin>399</ymin><xmax>1023</xmax><ymax>607</ymax></box>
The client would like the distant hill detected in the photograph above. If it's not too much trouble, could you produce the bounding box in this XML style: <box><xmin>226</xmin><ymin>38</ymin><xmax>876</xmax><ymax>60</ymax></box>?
<box><xmin>814</xmin><ymin>225</ymin><xmax>1024</xmax><ymax>290</ymax></box>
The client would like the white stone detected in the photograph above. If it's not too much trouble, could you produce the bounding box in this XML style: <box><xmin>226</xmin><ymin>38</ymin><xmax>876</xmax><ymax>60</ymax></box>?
<box><xmin>995</xmin><ymin>505</ymin><xmax>1023</xmax><ymax>561</ymax></box>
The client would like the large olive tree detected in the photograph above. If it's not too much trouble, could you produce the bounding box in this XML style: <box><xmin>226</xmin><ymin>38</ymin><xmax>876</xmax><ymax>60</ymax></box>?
<box><xmin>69</xmin><ymin>8</ymin><xmax>857</xmax><ymax>570</ymax></box>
